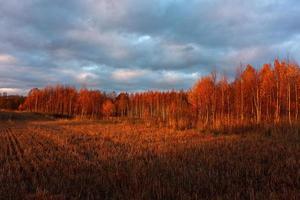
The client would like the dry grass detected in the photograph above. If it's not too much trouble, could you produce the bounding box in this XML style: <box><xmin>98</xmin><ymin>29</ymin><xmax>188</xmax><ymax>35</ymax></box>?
<box><xmin>0</xmin><ymin>112</ymin><xmax>299</xmax><ymax>199</ymax></box>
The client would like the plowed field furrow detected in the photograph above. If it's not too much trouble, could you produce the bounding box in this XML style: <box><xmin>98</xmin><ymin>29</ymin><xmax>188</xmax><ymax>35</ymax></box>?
<box><xmin>30</xmin><ymin>126</ymin><xmax>97</xmax><ymax>166</ymax></box>
<box><xmin>4</xmin><ymin>128</ymin><xmax>13</xmax><ymax>161</ymax></box>
<box><xmin>9</xmin><ymin>128</ymin><xmax>24</xmax><ymax>156</ymax></box>
<box><xmin>6</xmin><ymin>128</ymin><xmax>21</xmax><ymax>162</ymax></box>
<box><xmin>3</xmin><ymin>127</ymin><xmax>38</xmax><ymax>193</ymax></box>
<box><xmin>15</xmin><ymin>128</ymin><xmax>44</xmax><ymax>186</ymax></box>
<box><xmin>0</xmin><ymin>129</ymin><xmax>7</xmax><ymax>163</ymax></box>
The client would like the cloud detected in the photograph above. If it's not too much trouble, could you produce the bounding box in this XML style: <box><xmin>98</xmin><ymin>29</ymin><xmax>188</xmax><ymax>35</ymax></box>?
<box><xmin>0</xmin><ymin>0</ymin><xmax>299</xmax><ymax>94</ymax></box>
<box><xmin>112</xmin><ymin>69</ymin><xmax>147</xmax><ymax>81</ymax></box>
<box><xmin>0</xmin><ymin>88</ymin><xmax>26</xmax><ymax>95</ymax></box>
<box><xmin>162</xmin><ymin>71</ymin><xmax>199</xmax><ymax>84</ymax></box>
<box><xmin>0</xmin><ymin>54</ymin><xmax>17</xmax><ymax>64</ymax></box>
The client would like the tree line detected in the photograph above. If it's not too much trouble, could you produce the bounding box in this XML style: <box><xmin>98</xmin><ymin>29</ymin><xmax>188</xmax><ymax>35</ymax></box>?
<box><xmin>0</xmin><ymin>93</ymin><xmax>25</xmax><ymax>110</ymax></box>
<box><xmin>20</xmin><ymin>59</ymin><xmax>300</xmax><ymax>129</ymax></box>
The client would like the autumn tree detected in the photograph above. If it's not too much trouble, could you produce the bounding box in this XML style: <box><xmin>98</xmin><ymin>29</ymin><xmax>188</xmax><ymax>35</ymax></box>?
<box><xmin>115</xmin><ymin>93</ymin><xmax>129</xmax><ymax>117</ymax></box>
<box><xmin>102</xmin><ymin>99</ymin><xmax>115</xmax><ymax>118</ymax></box>
<box><xmin>259</xmin><ymin>63</ymin><xmax>275</xmax><ymax>122</ymax></box>
<box><xmin>189</xmin><ymin>75</ymin><xmax>215</xmax><ymax>127</ymax></box>
<box><xmin>21</xmin><ymin>59</ymin><xmax>300</xmax><ymax>129</ymax></box>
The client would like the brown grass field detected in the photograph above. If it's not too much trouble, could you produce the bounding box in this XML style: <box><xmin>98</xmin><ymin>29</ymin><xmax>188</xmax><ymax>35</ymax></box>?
<box><xmin>0</xmin><ymin>111</ymin><xmax>299</xmax><ymax>199</ymax></box>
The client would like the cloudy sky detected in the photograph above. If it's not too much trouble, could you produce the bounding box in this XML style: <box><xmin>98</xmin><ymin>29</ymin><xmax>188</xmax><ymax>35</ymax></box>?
<box><xmin>0</xmin><ymin>0</ymin><xmax>300</xmax><ymax>95</ymax></box>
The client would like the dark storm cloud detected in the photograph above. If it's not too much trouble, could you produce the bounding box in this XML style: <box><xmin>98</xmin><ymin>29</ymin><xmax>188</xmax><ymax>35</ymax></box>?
<box><xmin>0</xmin><ymin>0</ymin><xmax>300</xmax><ymax>94</ymax></box>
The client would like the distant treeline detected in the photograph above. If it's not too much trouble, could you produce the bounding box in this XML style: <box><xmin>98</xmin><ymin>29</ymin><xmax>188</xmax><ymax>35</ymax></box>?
<box><xmin>0</xmin><ymin>94</ymin><xmax>25</xmax><ymax>110</ymax></box>
<box><xmin>20</xmin><ymin>59</ymin><xmax>300</xmax><ymax>129</ymax></box>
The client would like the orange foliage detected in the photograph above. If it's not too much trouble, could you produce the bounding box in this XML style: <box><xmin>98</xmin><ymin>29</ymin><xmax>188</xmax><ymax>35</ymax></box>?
<box><xmin>102</xmin><ymin>99</ymin><xmax>115</xmax><ymax>118</ymax></box>
<box><xmin>21</xmin><ymin>59</ymin><xmax>300</xmax><ymax>128</ymax></box>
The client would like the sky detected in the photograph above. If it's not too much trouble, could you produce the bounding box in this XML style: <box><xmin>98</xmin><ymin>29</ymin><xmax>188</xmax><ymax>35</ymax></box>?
<box><xmin>0</xmin><ymin>0</ymin><xmax>300</xmax><ymax>95</ymax></box>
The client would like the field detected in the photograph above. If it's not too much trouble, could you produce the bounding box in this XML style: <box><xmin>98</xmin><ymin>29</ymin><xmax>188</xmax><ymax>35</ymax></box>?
<box><xmin>0</xmin><ymin>112</ymin><xmax>299</xmax><ymax>199</ymax></box>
